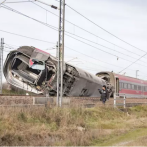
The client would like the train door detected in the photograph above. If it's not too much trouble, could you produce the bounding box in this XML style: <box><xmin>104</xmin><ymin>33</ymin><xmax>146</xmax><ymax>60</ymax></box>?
<box><xmin>115</xmin><ymin>77</ymin><xmax>119</xmax><ymax>96</ymax></box>
<box><xmin>141</xmin><ymin>83</ymin><xmax>144</xmax><ymax>98</ymax></box>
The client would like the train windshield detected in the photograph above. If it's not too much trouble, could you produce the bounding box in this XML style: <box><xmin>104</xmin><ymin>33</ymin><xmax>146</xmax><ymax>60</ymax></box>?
<box><xmin>29</xmin><ymin>59</ymin><xmax>45</xmax><ymax>70</ymax></box>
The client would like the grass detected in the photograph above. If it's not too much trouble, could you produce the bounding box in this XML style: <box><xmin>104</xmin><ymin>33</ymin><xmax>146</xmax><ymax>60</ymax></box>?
<box><xmin>0</xmin><ymin>105</ymin><xmax>147</xmax><ymax>145</ymax></box>
<box><xmin>2</xmin><ymin>89</ymin><xmax>37</xmax><ymax>95</ymax></box>
<box><xmin>2</xmin><ymin>89</ymin><xmax>26</xmax><ymax>95</ymax></box>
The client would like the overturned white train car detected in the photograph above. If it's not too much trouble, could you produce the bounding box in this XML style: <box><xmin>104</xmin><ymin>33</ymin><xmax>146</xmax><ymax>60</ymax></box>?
<box><xmin>3</xmin><ymin>46</ymin><xmax>106</xmax><ymax>97</ymax></box>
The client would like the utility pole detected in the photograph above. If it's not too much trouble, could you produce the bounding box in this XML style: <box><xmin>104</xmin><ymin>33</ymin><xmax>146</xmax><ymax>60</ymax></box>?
<box><xmin>136</xmin><ymin>70</ymin><xmax>139</xmax><ymax>79</ymax></box>
<box><xmin>33</xmin><ymin>0</ymin><xmax>64</xmax><ymax>106</ymax></box>
<box><xmin>57</xmin><ymin>0</ymin><xmax>65</xmax><ymax>107</ymax></box>
<box><xmin>56</xmin><ymin>41</ymin><xmax>59</xmax><ymax>106</ymax></box>
<box><xmin>0</xmin><ymin>38</ymin><xmax>4</xmax><ymax>94</ymax></box>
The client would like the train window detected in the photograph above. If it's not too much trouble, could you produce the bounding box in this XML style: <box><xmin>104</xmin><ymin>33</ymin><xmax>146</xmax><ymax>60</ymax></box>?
<box><xmin>132</xmin><ymin>85</ymin><xmax>134</xmax><ymax>90</ymax></box>
<box><xmin>122</xmin><ymin>83</ymin><xmax>124</xmax><ymax>88</ymax></box>
<box><xmin>124</xmin><ymin>83</ymin><xmax>128</xmax><ymax>89</ymax></box>
<box><xmin>138</xmin><ymin>86</ymin><xmax>141</xmax><ymax>91</ymax></box>
<box><xmin>119</xmin><ymin>82</ymin><xmax>123</xmax><ymax>90</ymax></box>
<box><xmin>128</xmin><ymin>84</ymin><xmax>131</xmax><ymax>89</ymax></box>
<box><xmin>119</xmin><ymin>82</ymin><xmax>122</xmax><ymax>88</ymax></box>
<box><xmin>145</xmin><ymin>87</ymin><xmax>147</xmax><ymax>92</ymax></box>
<box><xmin>134</xmin><ymin>85</ymin><xmax>137</xmax><ymax>90</ymax></box>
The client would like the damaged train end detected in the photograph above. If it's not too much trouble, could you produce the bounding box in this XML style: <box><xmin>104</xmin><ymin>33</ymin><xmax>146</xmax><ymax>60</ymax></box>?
<box><xmin>3</xmin><ymin>46</ymin><xmax>106</xmax><ymax>97</ymax></box>
<box><xmin>3</xmin><ymin>46</ymin><xmax>57</xmax><ymax>95</ymax></box>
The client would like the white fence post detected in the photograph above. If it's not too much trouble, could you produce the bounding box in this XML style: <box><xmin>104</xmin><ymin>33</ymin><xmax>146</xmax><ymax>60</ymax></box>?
<box><xmin>114</xmin><ymin>93</ymin><xmax>126</xmax><ymax>108</ymax></box>
<box><xmin>33</xmin><ymin>97</ymin><xmax>35</xmax><ymax>105</ymax></box>
<box><xmin>124</xmin><ymin>94</ymin><xmax>126</xmax><ymax>108</ymax></box>
<box><xmin>114</xmin><ymin>93</ymin><xmax>116</xmax><ymax>108</ymax></box>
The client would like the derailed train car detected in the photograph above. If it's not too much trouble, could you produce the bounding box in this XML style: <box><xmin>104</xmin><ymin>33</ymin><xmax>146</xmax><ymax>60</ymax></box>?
<box><xmin>3</xmin><ymin>46</ymin><xmax>106</xmax><ymax>97</ymax></box>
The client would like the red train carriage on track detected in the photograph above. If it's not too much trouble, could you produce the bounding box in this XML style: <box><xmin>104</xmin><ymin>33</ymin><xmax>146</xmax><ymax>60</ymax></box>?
<box><xmin>96</xmin><ymin>71</ymin><xmax>147</xmax><ymax>98</ymax></box>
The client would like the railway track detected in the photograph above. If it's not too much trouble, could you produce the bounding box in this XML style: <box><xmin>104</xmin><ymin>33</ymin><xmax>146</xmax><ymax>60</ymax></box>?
<box><xmin>0</xmin><ymin>95</ymin><xmax>147</xmax><ymax>107</ymax></box>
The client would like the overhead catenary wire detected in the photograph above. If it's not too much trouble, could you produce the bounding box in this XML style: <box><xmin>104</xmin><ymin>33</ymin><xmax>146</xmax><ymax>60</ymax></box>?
<box><xmin>4</xmin><ymin>43</ymin><xmax>19</xmax><ymax>48</ymax></box>
<box><xmin>31</xmin><ymin>1</ymin><xmax>147</xmax><ymax>67</ymax></box>
<box><xmin>65</xmin><ymin>45</ymin><xmax>147</xmax><ymax>78</ymax></box>
<box><xmin>0</xmin><ymin>30</ymin><xmax>56</xmax><ymax>45</ymax></box>
<box><xmin>4</xmin><ymin>43</ymin><xmax>19</xmax><ymax>49</ymax></box>
<box><xmin>5</xmin><ymin>0</ymin><xmax>147</xmax><ymax>78</ymax></box>
<box><xmin>5</xmin><ymin>1</ymin><xmax>34</xmax><ymax>3</ymax></box>
<box><xmin>2</xmin><ymin>4</ymin><xmax>147</xmax><ymax>69</ymax></box>
<box><xmin>0</xmin><ymin>0</ymin><xmax>6</xmax><ymax>5</ymax></box>
<box><xmin>65</xmin><ymin>45</ymin><xmax>128</xmax><ymax>69</ymax></box>
<box><xmin>65</xmin><ymin>31</ymin><xmax>147</xmax><ymax>65</ymax></box>
<box><xmin>31</xmin><ymin>1</ymin><xmax>144</xmax><ymax>58</ymax></box>
<box><xmin>119</xmin><ymin>52</ymin><xmax>147</xmax><ymax>73</ymax></box>
<box><xmin>4</xmin><ymin>46</ymin><xmax>16</xmax><ymax>50</ymax></box>
<box><xmin>65</xmin><ymin>34</ymin><xmax>147</xmax><ymax>68</ymax></box>
<box><xmin>66</xmin><ymin>4</ymin><xmax>147</xmax><ymax>54</ymax></box>
<box><xmin>2</xmin><ymin>4</ymin><xmax>58</xmax><ymax>31</ymax></box>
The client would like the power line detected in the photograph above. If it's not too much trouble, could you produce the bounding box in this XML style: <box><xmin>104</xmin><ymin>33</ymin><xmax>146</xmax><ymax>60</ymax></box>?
<box><xmin>0</xmin><ymin>30</ymin><xmax>56</xmax><ymax>44</ymax></box>
<box><xmin>65</xmin><ymin>45</ymin><xmax>147</xmax><ymax>77</ymax></box>
<box><xmin>66</xmin><ymin>4</ymin><xmax>147</xmax><ymax>54</ymax></box>
<box><xmin>32</xmin><ymin>1</ymin><xmax>135</xmax><ymax>59</ymax></box>
<box><xmin>3</xmin><ymin>5</ymin><xmax>147</xmax><ymax>68</ymax></box>
<box><xmin>4</xmin><ymin>46</ymin><xmax>16</xmax><ymax>50</ymax></box>
<box><xmin>0</xmin><ymin>0</ymin><xmax>6</xmax><ymax>5</ymax></box>
<box><xmin>119</xmin><ymin>53</ymin><xmax>147</xmax><ymax>73</ymax></box>
<box><xmin>31</xmin><ymin>1</ymin><xmax>144</xmax><ymax>58</ymax></box>
<box><xmin>66</xmin><ymin>34</ymin><xmax>147</xmax><ymax>68</ymax></box>
<box><xmin>4</xmin><ymin>43</ymin><xmax>19</xmax><ymax>48</ymax></box>
<box><xmin>5</xmin><ymin>1</ymin><xmax>33</xmax><ymax>4</ymax></box>
<box><xmin>73</xmin><ymin>58</ymin><xmax>113</xmax><ymax>71</ymax></box>
<box><xmin>6</xmin><ymin>0</ymin><xmax>147</xmax><ymax>73</ymax></box>
<box><xmin>31</xmin><ymin>1</ymin><xmax>147</xmax><ymax>66</ymax></box>
<box><xmin>2</xmin><ymin>4</ymin><xmax>58</xmax><ymax>31</ymax></box>
<box><xmin>65</xmin><ymin>45</ymin><xmax>124</xmax><ymax>68</ymax></box>
<box><xmin>65</xmin><ymin>31</ymin><xmax>147</xmax><ymax>65</ymax></box>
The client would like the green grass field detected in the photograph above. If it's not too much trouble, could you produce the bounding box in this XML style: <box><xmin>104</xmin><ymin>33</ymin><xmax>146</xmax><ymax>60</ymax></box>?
<box><xmin>0</xmin><ymin>105</ymin><xmax>147</xmax><ymax>146</ymax></box>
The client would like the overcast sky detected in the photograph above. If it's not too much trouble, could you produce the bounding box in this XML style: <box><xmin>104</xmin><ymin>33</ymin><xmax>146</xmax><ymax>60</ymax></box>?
<box><xmin>1</xmin><ymin>0</ymin><xmax>147</xmax><ymax>80</ymax></box>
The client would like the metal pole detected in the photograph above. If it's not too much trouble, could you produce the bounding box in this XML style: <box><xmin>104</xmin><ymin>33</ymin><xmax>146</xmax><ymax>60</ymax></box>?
<box><xmin>60</xmin><ymin>0</ymin><xmax>65</xmax><ymax>107</ymax></box>
<box><xmin>114</xmin><ymin>93</ymin><xmax>116</xmax><ymax>108</ymax></box>
<box><xmin>0</xmin><ymin>39</ymin><xmax>2</xmax><ymax>94</ymax></box>
<box><xmin>56</xmin><ymin>42</ymin><xmax>58</xmax><ymax>58</ymax></box>
<box><xmin>0</xmin><ymin>38</ymin><xmax>4</xmax><ymax>94</ymax></box>
<box><xmin>58</xmin><ymin>0</ymin><xmax>65</xmax><ymax>107</ymax></box>
<box><xmin>57</xmin><ymin>41</ymin><xmax>59</xmax><ymax>106</ymax></box>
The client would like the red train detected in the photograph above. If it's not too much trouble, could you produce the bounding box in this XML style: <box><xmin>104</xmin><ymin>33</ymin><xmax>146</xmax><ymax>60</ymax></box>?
<box><xmin>96</xmin><ymin>71</ymin><xmax>147</xmax><ymax>98</ymax></box>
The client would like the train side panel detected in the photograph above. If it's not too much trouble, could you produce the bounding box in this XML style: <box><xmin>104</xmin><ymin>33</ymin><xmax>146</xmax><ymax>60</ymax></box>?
<box><xmin>115</xmin><ymin>74</ymin><xmax>147</xmax><ymax>98</ymax></box>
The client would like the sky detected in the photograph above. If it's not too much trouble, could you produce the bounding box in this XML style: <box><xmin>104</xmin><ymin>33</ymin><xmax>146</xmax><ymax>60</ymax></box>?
<box><xmin>1</xmin><ymin>0</ymin><xmax>147</xmax><ymax>80</ymax></box>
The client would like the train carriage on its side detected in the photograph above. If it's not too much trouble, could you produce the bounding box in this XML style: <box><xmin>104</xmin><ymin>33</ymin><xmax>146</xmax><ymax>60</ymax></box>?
<box><xmin>3</xmin><ymin>46</ymin><xmax>106</xmax><ymax>97</ymax></box>
<box><xmin>96</xmin><ymin>71</ymin><xmax>147</xmax><ymax>98</ymax></box>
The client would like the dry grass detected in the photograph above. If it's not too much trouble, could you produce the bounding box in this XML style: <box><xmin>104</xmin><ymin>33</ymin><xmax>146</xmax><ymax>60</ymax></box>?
<box><xmin>0</xmin><ymin>105</ymin><xmax>146</xmax><ymax>146</ymax></box>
